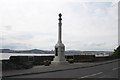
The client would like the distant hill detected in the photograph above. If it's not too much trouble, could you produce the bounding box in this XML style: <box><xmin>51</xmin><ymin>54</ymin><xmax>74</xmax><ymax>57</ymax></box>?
<box><xmin>0</xmin><ymin>49</ymin><xmax>113</xmax><ymax>55</ymax></box>
<box><xmin>0</xmin><ymin>49</ymin><xmax>15</xmax><ymax>53</ymax></box>
<box><xmin>0</xmin><ymin>49</ymin><xmax>54</xmax><ymax>54</ymax></box>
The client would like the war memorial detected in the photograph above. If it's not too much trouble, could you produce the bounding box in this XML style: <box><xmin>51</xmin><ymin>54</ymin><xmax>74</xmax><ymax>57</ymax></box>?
<box><xmin>1</xmin><ymin>13</ymin><xmax>119</xmax><ymax>80</ymax></box>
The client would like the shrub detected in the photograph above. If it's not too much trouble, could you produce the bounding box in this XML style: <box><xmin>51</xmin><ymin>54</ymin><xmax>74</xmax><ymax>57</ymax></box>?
<box><xmin>33</xmin><ymin>61</ymin><xmax>44</xmax><ymax>65</ymax></box>
<box><xmin>19</xmin><ymin>62</ymin><xmax>33</xmax><ymax>69</ymax></box>
<box><xmin>68</xmin><ymin>59</ymin><xmax>74</xmax><ymax>64</ymax></box>
<box><xmin>112</xmin><ymin>46</ymin><xmax>120</xmax><ymax>58</ymax></box>
<box><xmin>44</xmin><ymin>60</ymin><xmax>51</xmax><ymax>66</ymax></box>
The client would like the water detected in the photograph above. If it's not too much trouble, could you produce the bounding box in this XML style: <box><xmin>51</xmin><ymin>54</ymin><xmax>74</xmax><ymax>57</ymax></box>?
<box><xmin>0</xmin><ymin>52</ymin><xmax>110</xmax><ymax>60</ymax></box>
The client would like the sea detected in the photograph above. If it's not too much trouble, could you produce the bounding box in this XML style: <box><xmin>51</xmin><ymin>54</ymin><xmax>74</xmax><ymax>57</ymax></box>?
<box><xmin>0</xmin><ymin>52</ymin><xmax>111</xmax><ymax>60</ymax></box>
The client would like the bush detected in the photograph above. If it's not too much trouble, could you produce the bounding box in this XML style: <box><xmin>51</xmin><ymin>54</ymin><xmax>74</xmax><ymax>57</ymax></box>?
<box><xmin>19</xmin><ymin>62</ymin><xmax>33</xmax><ymax>69</ymax></box>
<box><xmin>33</xmin><ymin>61</ymin><xmax>44</xmax><ymax>65</ymax></box>
<box><xmin>68</xmin><ymin>59</ymin><xmax>74</xmax><ymax>64</ymax></box>
<box><xmin>44</xmin><ymin>60</ymin><xmax>51</xmax><ymax>66</ymax></box>
<box><xmin>112</xmin><ymin>46</ymin><xmax>120</xmax><ymax>58</ymax></box>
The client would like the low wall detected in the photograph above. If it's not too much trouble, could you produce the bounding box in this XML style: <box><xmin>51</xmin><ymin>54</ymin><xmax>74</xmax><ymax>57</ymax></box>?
<box><xmin>2</xmin><ymin>55</ymin><xmax>116</xmax><ymax>70</ymax></box>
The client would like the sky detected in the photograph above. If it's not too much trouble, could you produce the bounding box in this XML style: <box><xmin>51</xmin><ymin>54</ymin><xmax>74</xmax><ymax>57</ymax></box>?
<box><xmin>0</xmin><ymin>0</ymin><xmax>119</xmax><ymax>51</ymax></box>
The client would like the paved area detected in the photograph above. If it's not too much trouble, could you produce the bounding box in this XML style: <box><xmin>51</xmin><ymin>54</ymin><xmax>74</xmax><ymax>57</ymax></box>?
<box><xmin>2</xmin><ymin>59</ymin><xmax>119</xmax><ymax>78</ymax></box>
<box><xmin>10</xmin><ymin>61</ymin><xmax>119</xmax><ymax>78</ymax></box>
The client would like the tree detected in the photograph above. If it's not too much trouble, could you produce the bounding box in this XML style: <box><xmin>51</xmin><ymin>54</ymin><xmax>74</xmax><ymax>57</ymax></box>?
<box><xmin>113</xmin><ymin>45</ymin><xmax>120</xmax><ymax>58</ymax></box>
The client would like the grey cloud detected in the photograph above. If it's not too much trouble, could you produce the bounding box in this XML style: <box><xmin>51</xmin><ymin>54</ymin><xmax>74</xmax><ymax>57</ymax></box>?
<box><xmin>1</xmin><ymin>43</ymin><xmax>32</xmax><ymax>50</ymax></box>
<box><xmin>88</xmin><ymin>42</ymin><xmax>106</xmax><ymax>47</ymax></box>
<box><xmin>3</xmin><ymin>33</ymin><xmax>35</xmax><ymax>40</ymax></box>
<box><xmin>0</xmin><ymin>1</ymin><xmax>117</xmax><ymax>51</ymax></box>
<box><xmin>13</xmin><ymin>34</ymin><xmax>34</xmax><ymax>40</ymax></box>
<box><xmin>3</xmin><ymin>26</ymin><xmax>12</xmax><ymax>30</ymax></box>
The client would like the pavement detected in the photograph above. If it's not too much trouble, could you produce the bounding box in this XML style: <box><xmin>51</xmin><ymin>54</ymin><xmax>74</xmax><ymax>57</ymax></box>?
<box><xmin>2</xmin><ymin>59</ymin><xmax>119</xmax><ymax>78</ymax></box>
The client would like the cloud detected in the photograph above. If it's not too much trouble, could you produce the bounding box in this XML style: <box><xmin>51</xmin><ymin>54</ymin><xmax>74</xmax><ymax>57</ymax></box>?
<box><xmin>0</xmin><ymin>1</ymin><xmax>118</xmax><ymax>51</ymax></box>
<box><xmin>2</xmin><ymin>43</ymin><xmax>32</xmax><ymax>50</ymax></box>
<box><xmin>2</xmin><ymin>26</ymin><xmax>12</xmax><ymax>31</ymax></box>
<box><xmin>1</xmin><ymin>31</ymin><xmax>56</xmax><ymax>50</ymax></box>
<box><xmin>93</xmin><ymin>8</ymin><xmax>106</xmax><ymax>16</ymax></box>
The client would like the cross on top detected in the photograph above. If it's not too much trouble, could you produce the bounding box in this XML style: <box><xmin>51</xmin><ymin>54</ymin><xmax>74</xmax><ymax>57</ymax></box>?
<box><xmin>59</xmin><ymin>13</ymin><xmax>62</xmax><ymax>17</ymax></box>
<box><xmin>58</xmin><ymin>13</ymin><xmax>62</xmax><ymax>21</ymax></box>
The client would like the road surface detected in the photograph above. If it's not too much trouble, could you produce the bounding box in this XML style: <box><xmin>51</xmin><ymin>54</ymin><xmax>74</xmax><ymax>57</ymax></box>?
<box><xmin>9</xmin><ymin>60</ymin><xmax>119</xmax><ymax>78</ymax></box>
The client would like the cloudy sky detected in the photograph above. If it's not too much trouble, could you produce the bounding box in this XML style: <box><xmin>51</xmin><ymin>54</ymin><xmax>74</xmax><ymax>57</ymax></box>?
<box><xmin>0</xmin><ymin>0</ymin><xmax>119</xmax><ymax>51</ymax></box>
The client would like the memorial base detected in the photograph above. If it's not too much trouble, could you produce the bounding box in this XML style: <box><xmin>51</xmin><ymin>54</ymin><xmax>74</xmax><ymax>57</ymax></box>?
<box><xmin>51</xmin><ymin>61</ymin><xmax>69</xmax><ymax>65</ymax></box>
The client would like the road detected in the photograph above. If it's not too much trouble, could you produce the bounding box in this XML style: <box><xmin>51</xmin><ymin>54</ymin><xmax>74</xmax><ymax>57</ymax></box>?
<box><xmin>9</xmin><ymin>60</ymin><xmax>119</xmax><ymax>78</ymax></box>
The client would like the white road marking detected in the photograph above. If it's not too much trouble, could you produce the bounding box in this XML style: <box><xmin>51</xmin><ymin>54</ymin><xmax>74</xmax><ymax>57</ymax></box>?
<box><xmin>112</xmin><ymin>67</ymin><xmax>120</xmax><ymax>70</ymax></box>
<box><xmin>72</xmin><ymin>79</ymin><xmax>77</xmax><ymax>80</ymax></box>
<box><xmin>79</xmin><ymin>72</ymin><xmax>103</xmax><ymax>78</ymax></box>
